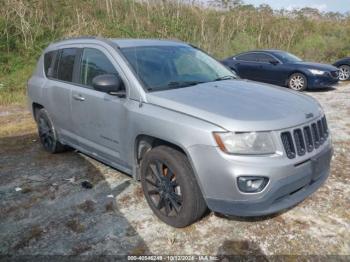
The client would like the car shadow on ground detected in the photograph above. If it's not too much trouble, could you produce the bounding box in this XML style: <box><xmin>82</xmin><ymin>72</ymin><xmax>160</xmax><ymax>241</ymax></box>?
<box><xmin>216</xmin><ymin>240</ymin><xmax>267</xmax><ymax>260</ymax></box>
<box><xmin>306</xmin><ymin>86</ymin><xmax>336</xmax><ymax>93</ymax></box>
<box><xmin>213</xmin><ymin>203</ymin><xmax>298</xmax><ymax>222</ymax></box>
<box><xmin>0</xmin><ymin>133</ymin><xmax>150</xmax><ymax>257</ymax></box>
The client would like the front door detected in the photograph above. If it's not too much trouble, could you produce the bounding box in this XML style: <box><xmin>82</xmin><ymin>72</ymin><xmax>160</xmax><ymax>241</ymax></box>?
<box><xmin>70</xmin><ymin>47</ymin><xmax>130</xmax><ymax>169</ymax></box>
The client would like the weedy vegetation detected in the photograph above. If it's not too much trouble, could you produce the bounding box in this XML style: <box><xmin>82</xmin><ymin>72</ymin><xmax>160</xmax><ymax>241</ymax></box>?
<box><xmin>0</xmin><ymin>0</ymin><xmax>349</xmax><ymax>105</ymax></box>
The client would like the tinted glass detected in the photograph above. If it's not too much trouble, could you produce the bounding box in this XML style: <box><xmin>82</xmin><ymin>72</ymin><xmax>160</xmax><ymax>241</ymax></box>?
<box><xmin>256</xmin><ymin>53</ymin><xmax>275</xmax><ymax>63</ymax></box>
<box><xmin>274</xmin><ymin>51</ymin><xmax>302</xmax><ymax>63</ymax></box>
<box><xmin>235</xmin><ymin>53</ymin><xmax>257</xmax><ymax>62</ymax></box>
<box><xmin>44</xmin><ymin>51</ymin><xmax>57</xmax><ymax>77</ymax></box>
<box><xmin>80</xmin><ymin>48</ymin><xmax>119</xmax><ymax>87</ymax></box>
<box><xmin>121</xmin><ymin>46</ymin><xmax>235</xmax><ymax>92</ymax></box>
<box><xmin>57</xmin><ymin>48</ymin><xmax>78</xmax><ymax>82</ymax></box>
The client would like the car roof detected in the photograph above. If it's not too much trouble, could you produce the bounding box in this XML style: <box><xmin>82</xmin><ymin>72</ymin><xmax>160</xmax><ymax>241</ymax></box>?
<box><xmin>234</xmin><ymin>49</ymin><xmax>284</xmax><ymax>57</ymax></box>
<box><xmin>48</xmin><ymin>36</ymin><xmax>189</xmax><ymax>49</ymax></box>
<box><xmin>111</xmin><ymin>38</ymin><xmax>189</xmax><ymax>48</ymax></box>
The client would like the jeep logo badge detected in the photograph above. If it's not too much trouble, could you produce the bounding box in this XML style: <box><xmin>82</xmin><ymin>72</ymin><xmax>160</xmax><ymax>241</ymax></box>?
<box><xmin>305</xmin><ymin>113</ymin><xmax>314</xmax><ymax>119</ymax></box>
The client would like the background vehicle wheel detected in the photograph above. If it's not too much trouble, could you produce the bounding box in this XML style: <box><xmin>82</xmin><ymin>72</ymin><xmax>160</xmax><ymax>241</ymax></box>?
<box><xmin>141</xmin><ymin>146</ymin><xmax>207</xmax><ymax>227</ymax></box>
<box><xmin>288</xmin><ymin>73</ymin><xmax>307</xmax><ymax>91</ymax></box>
<box><xmin>338</xmin><ymin>65</ymin><xmax>350</xmax><ymax>81</ymax></box>
<box><xmin>36</xmin><ymin>108</ymin><xmax>67</xmax><ymax>153</ymax></box>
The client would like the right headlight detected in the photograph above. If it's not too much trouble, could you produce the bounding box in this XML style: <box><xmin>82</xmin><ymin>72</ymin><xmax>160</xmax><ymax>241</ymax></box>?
<box><xmin>308</xmin><ymin>69</ymin><xmax>326</xmax><ymax>75</ymax></box>
<box><xmin>213</xmin><ymin>131</ymin><xmax>276</xmax><ymax>155</ymax></box>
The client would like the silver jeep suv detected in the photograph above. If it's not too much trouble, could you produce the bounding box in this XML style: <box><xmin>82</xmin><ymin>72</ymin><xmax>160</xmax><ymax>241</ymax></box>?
<box><xmin>27</xmin><ymin>37</ymin><xmax>333</xmax><ymax>227</ymax></box>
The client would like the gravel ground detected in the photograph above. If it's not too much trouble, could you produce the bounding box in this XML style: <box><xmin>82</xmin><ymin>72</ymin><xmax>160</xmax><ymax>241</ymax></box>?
<box><xmin>0</xmin><ymin>83</ymin><xmax>349</xmax><ymax>259</ymax></box>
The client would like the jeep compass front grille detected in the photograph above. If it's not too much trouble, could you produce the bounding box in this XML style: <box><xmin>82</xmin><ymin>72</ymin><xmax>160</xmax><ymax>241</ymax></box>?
<box><xmin>281</xmin><ymin>116</ymin><xmax>329</xmax><ymax>159</ymax></box>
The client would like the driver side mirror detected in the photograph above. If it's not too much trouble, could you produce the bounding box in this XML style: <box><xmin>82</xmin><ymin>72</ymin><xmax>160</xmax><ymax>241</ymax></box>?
<box><xmin>92</xmin><ymin>74</ymin><xmax>126</xmax><ymax>97</ymax></box>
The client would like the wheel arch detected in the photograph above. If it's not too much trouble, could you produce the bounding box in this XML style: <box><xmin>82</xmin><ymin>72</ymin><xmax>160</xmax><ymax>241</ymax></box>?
<box><xmin>32</xmin><ymin>102</ymin><xmax>44</xmax><ymax>121</ymax></box>
<box><xmin>285</xmin><ymin>70</ymin><xmax>309</xmax><ymax>86</ymax></box>
<box><xmin>334</xmin><ymin>61</ymin><xmax>350</xmax><ymax>67</ymax></box>
<box><xmin>133</xmin><ymin>134</ymin><xmax>189</xmax><ymax>180</ymax></box>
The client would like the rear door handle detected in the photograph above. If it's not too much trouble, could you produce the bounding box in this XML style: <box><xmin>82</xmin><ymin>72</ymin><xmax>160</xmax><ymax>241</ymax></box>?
<box><xmin>73</xmin><ymin>94</ymin><xmax>85</xmax><ymax>101</ymax></box>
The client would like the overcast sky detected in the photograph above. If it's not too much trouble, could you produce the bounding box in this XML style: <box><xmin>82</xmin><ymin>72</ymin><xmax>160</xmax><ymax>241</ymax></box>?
<box><xmin>241</xmin><ymin>0</ymin><xmax>349</xmax><ymax>13</ymax></box>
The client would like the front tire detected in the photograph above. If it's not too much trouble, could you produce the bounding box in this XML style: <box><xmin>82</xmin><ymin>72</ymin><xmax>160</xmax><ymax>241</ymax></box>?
<box><xmin>36</xmin><ymin>108</ymin><xmax>67</xmax><ymax>153</ymax></box>
<box><xmin>338</xmin><ymin>65</ymin><xmax>350</xmax><ymax>81</ymax></box>
<box><xmin>141</xmin><ymin>146</ymin><xmax>207</xmax><ymax>227</ymax></box>
<box><xmin>288</xmin><ymin>73</ymin><xmax>307</xmax><ymax>91</ymax></box>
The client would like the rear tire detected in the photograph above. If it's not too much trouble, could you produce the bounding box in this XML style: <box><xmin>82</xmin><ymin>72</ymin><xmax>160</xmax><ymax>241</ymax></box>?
<box><xmin>35</xmin><ymin>108</ymin><xmax>67</xmax><ymax>153</ymax></box>
<box><xmin>141</xmin><ymin>146</ymin><xmax>207</xmax><ymax>227</ymax></box>
<box><xmin>288</xmin><ymin>73</ymin><xmax>307</xmax><ymax>91</ymax></box>
<box><xmin>338</xmin><ymin>65</ymin><xmax>350</xmax><ymax>81</ymax></box>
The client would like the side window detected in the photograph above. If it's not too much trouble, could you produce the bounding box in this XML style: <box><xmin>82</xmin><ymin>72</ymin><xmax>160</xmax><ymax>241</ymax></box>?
<box><xmin>57</xmin><ymin>48</ymin><xmax>78</xmax><ymax>82</ymax></box>
<box><xmin>79</xmin><ymin>48</ymin><xmax>119</xmax><ymax>87</ymax></box>
<box><xmin>44</xmin><ymin>50</ymin><xmax>57</xmax><ymax>77</ymax></box>
<box><xmin>235</xmin><ymin>53</ymin><xmax>257</xmax><ymax>62</ymax></box>
<box><xmin>256</xmin><ymin>53</ymin><xmax>275</xmax><ymax>63</ymax></box>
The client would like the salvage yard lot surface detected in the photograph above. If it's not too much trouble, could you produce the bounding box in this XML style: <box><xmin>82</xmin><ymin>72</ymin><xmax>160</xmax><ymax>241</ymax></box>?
<box><xmin>0</xmin><ymin>83</ymin><xmax>349</xmax><ymax>257</ymax></box>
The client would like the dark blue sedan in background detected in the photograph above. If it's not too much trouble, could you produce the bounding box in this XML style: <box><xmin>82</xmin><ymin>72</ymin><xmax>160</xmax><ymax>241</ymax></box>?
<box><xmin>222</xmin><ymin>50</ymin><xmax>340</xmax><ymax>91</ymax></box>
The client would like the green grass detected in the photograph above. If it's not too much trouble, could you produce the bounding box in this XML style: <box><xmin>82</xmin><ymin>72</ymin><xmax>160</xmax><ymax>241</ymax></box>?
<box><xmin>0</xmin><ymin>0</ymin><xmax>349</xmax><ymax>105</ymax></box>
<box><xmin>0</xmin><ymin>64</ymin><xmax>35</xmax><ymax>105</ymax></box>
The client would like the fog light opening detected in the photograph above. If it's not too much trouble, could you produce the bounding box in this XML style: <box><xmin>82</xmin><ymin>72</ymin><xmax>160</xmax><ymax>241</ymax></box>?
<box><xmin>237</xmin><ymin>176</ymin><xmax>269</xmax><ymax>193</ymax></box>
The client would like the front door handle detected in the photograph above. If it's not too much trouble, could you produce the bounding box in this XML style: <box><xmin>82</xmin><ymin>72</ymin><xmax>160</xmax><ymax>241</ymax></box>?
<box><xmin>73</xmin><ymin>94</ymin><xmax>85</xmax><ymax>101</ymax></box>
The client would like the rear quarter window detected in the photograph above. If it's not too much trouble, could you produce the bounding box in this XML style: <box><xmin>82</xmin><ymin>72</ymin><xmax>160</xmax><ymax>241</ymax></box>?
<box><xmin>44</xmin><ymin>50</ymin><xmax>57</xmax><ymax>77</ymax></box>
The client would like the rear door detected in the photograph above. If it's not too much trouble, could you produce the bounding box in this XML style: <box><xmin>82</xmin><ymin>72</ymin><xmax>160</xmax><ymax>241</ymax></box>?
<box><xmin>234</xmin><ymin>53</ymin><xmax>260</xmax><ymax>81</ymax></box>
<box><xmin>45</xmin><ymin>48</ymin><xmax>80</xmax><ymax>145</ymax></box>
<box><xmin>70</xmin><ymin>46</ymin><xmax>130</xmax><ymax>169</ymax></box>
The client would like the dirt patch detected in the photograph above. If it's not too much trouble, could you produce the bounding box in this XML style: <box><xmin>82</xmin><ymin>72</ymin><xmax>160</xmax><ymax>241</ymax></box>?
<box><xmin>65</xmin><ymin>218</ymin><xmax>86</xmax><ymax>233</ymax></box>
<box><xmin>77</xmin><ymin>200</ymin><xmax>96</xmax><ymax>213</ymax></box>
<box><xmin>13</xmin><ymin>225</ymin><xmax>45</xmax><ymax>250</ymax></box>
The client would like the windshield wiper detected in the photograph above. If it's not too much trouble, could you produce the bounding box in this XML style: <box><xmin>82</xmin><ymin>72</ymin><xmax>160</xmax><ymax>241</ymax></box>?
<box><xmin>167</xmin><ymin>81</ymin><xmax>205</xmax><ymax>89</ymax></box>
<box><xmin>213</xmin><ymin>75</ymin><xmax>236</xmax><ymax>82</ymax></box>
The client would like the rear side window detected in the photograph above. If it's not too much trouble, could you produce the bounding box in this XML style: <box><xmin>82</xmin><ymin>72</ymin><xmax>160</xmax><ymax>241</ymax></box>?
<box><xmin>44</xmin><ymin>50</ymin><xmax>57</xmax><ymax>77</ymax></box>
<box><xmin>256</xmin><ymin>53</ymin><xmax>274</xmax><ymax>63</ymax></box>
<box><xmin>235</xmin><ymin>53</ymin><xmax>257</xmax><ymax>62</ymax></box>
<box><xmin>57</xmin><ymin>48</ymin><xmax>78</xmax><ymax>82</ymax></box>
<box><xmin>79</xmin><ymin>48</ymin><xmax>119</xmax><ymax>87</ymax></box>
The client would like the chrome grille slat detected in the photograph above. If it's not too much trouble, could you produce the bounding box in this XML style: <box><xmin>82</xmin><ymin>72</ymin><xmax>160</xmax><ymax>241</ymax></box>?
<box><xmin>281</xmin><ymin>116</ymin><xmax>329</xmax><ymax>158</ymax></box>
<box><xmin>303</xmin><ymin>126</ymin><xmax>314</xmax><ymax>152</ymax></box>
<box><xmin>293</xmin><ymin>129</ymin><xmax>306</xmax><ymax>156</ymax></box>
<box><xmin>281</xmin><ymin>132</ymin><xmax>296</xmax><ymax>159</ymax></box>
<box><xmin>322</xmin><ymin>116</ymin><xmax>329</xmax><ymax>137</ymax></box>
<box><xmin>311</xmin><ymin>123</ymin><xmax>320</xmax><ymax>149</ymax></box>
<box><xmin>317</xmin><ymin>120</ymin><xmax>325</xmax><ymax>144</ymax></box>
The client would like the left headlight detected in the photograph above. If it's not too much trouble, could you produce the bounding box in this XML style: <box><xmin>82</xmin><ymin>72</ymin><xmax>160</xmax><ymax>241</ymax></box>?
<box><xmin>308</xmin><ymin>69</ymin><xmax>326</xmax><ymax>75</ymax></box>
<box><xmin>213</xmin><ymin>131</ymin><xmax>276</xmax><ymax>155</ymax></box>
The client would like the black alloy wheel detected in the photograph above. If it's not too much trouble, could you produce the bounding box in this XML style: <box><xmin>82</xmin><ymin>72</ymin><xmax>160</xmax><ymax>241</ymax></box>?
<box><xmin>36</xmin><ymin>109</ymin><xmax>67</xmax><ymax>153</ymax></box>
<box><xmin>145</xmin><ymin>160</ymin><xmax>183</xmax><ymax>217</ymax></box>
<box><xmin>141</xmin><ymin>146</ymin><xmax>207</xmax><ymax>227</ymax></box>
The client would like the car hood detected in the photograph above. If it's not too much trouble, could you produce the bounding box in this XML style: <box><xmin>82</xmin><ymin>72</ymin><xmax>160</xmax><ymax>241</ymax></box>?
<box><xmin>146</xmin><ymin>80</ymin><xmax>322</xmax><ymax>132</ymax></box>
<box><xmin>294</xmin><ymin>61</ymin><xmax>338</xmax><ymax>71</ymax></box>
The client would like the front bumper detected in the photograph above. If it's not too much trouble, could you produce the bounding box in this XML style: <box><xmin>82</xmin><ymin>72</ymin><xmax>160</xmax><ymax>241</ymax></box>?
<box><xmin>187</xmin><ymin>140</ymin><xmax>333</xmax><ymax>217</ymax></box>
<box><xmin>308</xmin><ymin>75</ymin><xmax>339</xmax><ymax>89</ymax></box>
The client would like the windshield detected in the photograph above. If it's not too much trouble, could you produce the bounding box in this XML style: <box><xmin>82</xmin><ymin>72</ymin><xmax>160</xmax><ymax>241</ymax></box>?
<box><xmin>120</xmin><ymin>45</ymin><xmax>237</xmax><ymax>92</ymax></box>
<box><xmin>274</xmin><ymin>51</ymin><xmax>303</xmax><ymax>63</ymax></box>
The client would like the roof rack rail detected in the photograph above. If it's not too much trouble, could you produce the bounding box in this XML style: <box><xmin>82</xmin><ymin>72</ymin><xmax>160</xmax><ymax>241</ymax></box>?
<box><xmin>50</xmin><ymin>36</ymin><xmax>120</xmax><ymax>48</ymax></box>
<box><xmin>52</xmin><ymin>35</ymin><xmax>105</xmax><ymax>44</ymax></box>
